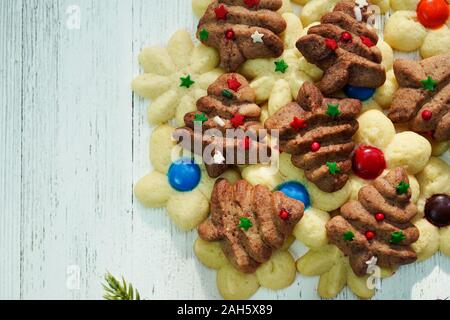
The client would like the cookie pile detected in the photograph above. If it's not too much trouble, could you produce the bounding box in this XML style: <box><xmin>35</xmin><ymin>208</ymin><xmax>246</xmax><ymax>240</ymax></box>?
<box><xmin>133</xmin><ymin>0</ymin><xmax>450</xmax><ymax>300</ymax></box>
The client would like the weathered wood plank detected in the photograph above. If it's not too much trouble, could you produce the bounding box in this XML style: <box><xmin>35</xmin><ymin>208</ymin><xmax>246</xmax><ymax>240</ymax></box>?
<box><xmin>0</xmin><ymin>0</ymin><xmax>23</xmax><ymax>300</ymax></box>
<box><xmin>19</xmin><ymin>0</ymin><xmax>134</xmax><ymax>299</ymax></box>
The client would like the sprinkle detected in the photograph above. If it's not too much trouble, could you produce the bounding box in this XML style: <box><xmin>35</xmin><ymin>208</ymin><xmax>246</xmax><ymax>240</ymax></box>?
<box><xmin>311</xmin><ymin>142</ymin><xmax>321</xmax><ymax>152</ymax></box>
<box><xmin>230</xmin><ymin>114</ymin><xmax>245</xmax><ymax>128</ymax></box>
<box><xmin>356</xmin><ymin>0</ymin><xmax>368</xmax><ymax>7</ymax></box>
<box><xmin>343</xmin><ymin>231</ymin><xmax>355</xmax><ymax>241</ymax></box>
<box><xmin>326</xmin><ymin>103</ymin><xmax>341</xmax><ymax>117</ymax></box>
<box><xmin>180</xmin><ymin>75</ymin><xmax>195</xmax><ymax>88</ymax></box>
<box><xmin>365</xmin><ymin>256</ymin><xmax>378</xmax><ymax>273</ymax></box>
<box><xmin>354</xmin><ymin>7</ymin><xmax>363</xmax><ymax>22</ymax></box>
<box><xmin>199</xmin><ymin>28</ymin><xmax>209</xmax><ymax>41</ymax></box>
<box><xmin>365</xmin><ymin>230</ymin><xmax>376</xmax><ymax>240</ymax></box>
<box><xmin>327</xmin><ymin>162</ymin><xmax>341</xmax><ymax>175</ymax></box>
<box><xmin>225</xmin><ymin>29</ymin><xmax>235</xmax><ymax>40</ymax></box>
<box><xmin>396</xmin><ymin>181</ymin><xmax>410</xmax><ymax>195</ymax></box>
<box><xmin>341</xmin><ymin>31</ymin><xmax>352</xmax><ymax>43</ymax></box>
<box><xmin>237</xmin><ymin>217</ymin><xmax>253</xmax><ymax>231</ymax></box>
<box><xmin>244</xmin><ymin>0</ymin><xmax>260</xmax><ymax>8</ymax></box>
<box><xmin>360</xmin><ymin>35</ymin><xmax>375</xmax><ymax>47</ymax></box>
<box><xmin>290</xmin><ymin>117</ymin><xmax>307</xmax><ymax>130</ymax></box>
<box><xmin>194</xmin><ymin>112</ymin><xmax>208</xmax><ymax>123</ymax></box>
<box><xmin>421</xmin><ymin>109</ymin><xmax>432</xmax><ymax>121</ymax></box>
<box><xmin>375</xmin><ymin>212</ymin><xmax>385</xmax><ymax>222</ymax></box>
<box><xmin>325</xmin><ymin>38</ymin><xmax>338</xmax><ymax>50</ymax></box>
<box><xmin>221</xmin><ymin>89</ymin><xmax>234</xmax><ymax>99</ymax></box>
<box><xmin>213</xmin><ymin>116</ymin><xmax>226</xmax><ymax>127</ymax></box>
<box><xmin>421</xmin><ymin>76</ymin><xmax>438</xmax><ymax>91</ymax></box>
<box><xmin>227</xmin><ymin>75</ymin><xmax>242</xmax><ymax>92</ymax></box>
<box><xmin>274</xmin><ymin>59</ymin><xmax>288</xmax><ymax>73</ymax></box>
<box><xmin>214</xmin><ymin>4</ymin><xmax>228</xmax><ymax>20</ymax></box>
<box><xmin>279</xmin><ymin>209</ymin><xmax>290</xmax><ymax>221</ymax></box>
<box><xmin>390</xmin><ymin>231</ymin><xmax>406</xmax><ymax>244</ymax></box>
<box><xmin>213</xmin><ymin>151</ymin><xmax>226</xmax><ymax>165</ymax></box>
<box><xmin>251</xmin><ymin>30</ymin><xmax>264</xmax><ymax>43</ymax></box>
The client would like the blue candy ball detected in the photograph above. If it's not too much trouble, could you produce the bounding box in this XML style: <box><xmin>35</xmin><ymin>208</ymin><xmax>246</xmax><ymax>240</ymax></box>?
<box><xmin>276</xmin><ymin>181</ymin><xmax>311</xmax><ymax>208</ymax></box>
<box><xmin>344</xmin><ymin>85</ymin><xmax>376</xmax><ymax>101</ymax></box>
<box><xmin>167</xmin><ymin>158</ymin><xmax>201</xmax><ymax>192</ymax></box>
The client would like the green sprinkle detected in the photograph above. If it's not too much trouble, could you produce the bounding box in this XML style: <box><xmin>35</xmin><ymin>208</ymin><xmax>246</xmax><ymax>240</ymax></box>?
<box><xmin>420</xmin><ymin>76</ymin><xmax>437</xmax><ymax>91</ymax></box>
<box><xmin>194</xmin><ymin>113</ymin><xmax>208</xmax><ymax>123</ymax></box>
<box><xmin>326</xmin><ymin>103</ymin><xmax>341</xmax><ymax>117</ymax></box>
<box><xmin>221</xmin><ymin>89</ymin><xmax>233</xmax><ymax>99</ymax></box>
<box><xmin>343</xmin><ymin>231</ymin><xmax>355</xmax><ymax>241</ymax></box>
<box><xmin>180</xmin><ymin>75</ymin><xmax>195</xmax><ymax>88</ymax></box>
<box><xmin>199</xmin><ymin>28</ymin><xmax>209</xmax><ymax>41</ymax></box>
<box><xmin>237</xmin><ymin>217</ymin><xmax>253</xmax><ymax>231</ymax></box>
<box><xmin>390</xmin><ymin>231</ymin><xmax>406</xmax><ymax>244</ymax></box>
<box><xmin>396</xmin><ymin>181</ymin><xmax>410</xmax><ymax>195</ymax></box>
<box><xmin>327</xmin><ymin>162</ymin><xmax>341</xmax><ymax>175</ymax></box>
<box><xmin>274</xmin><ymin>59</ymin><xmax>288</xmax><ymax>73</ymax></box>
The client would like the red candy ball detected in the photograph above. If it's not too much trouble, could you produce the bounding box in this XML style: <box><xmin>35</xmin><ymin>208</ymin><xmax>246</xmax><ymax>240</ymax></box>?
<box><xmin>352</xmin><ymin>145</ymin><xmax>386</xmax><ymax>180</ymax></box>
<box><xmin>279</xmin><ymin>209</ymin><xmax>290</xmax><ymax>221</ymax></box>
<box><xmin>417</xmin><ymin>0</ymin><xmax>450</xmax><ymax>29</ymax></box>
<box><xmin>375</xmin><ymin>212</ymin><xmax>385</xmax><ymax>222</ymax></box>
<box><xmin>422</xmin><ymin>109</ymin><xmax>433</xmax><ymax>120</ymax></box>
<box><xmin>365</xmin><ymin>230</ymin><xmax>376</xmax><ymax>240</ymax></box>
<box><xmin>341</xmin><ymin>31</ymin><xmax>352</xmax><ymax>42</ymax></box>
<box><xmin>225</xmin><ymin>29</ymin><xmax>235</xmax><ymax>40</ymax></box>
<box><xmin>311</xmin><ymin>142</ymin><xmax>321</xmax><ymax>152</ymax></box>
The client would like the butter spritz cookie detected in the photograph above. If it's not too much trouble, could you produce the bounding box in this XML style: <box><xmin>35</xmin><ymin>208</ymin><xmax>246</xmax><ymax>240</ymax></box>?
<box><xmin>132</xmin><ymin>29</ymin><xmax>223</xmax><ymax>126</ymax></box>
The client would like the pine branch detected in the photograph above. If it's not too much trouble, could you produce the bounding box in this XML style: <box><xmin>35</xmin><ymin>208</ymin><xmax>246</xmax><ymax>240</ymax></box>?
<box><xmin>102</xmin><ymin>272</ymin><xmax>141</xmax><ymax>300</ymax></box>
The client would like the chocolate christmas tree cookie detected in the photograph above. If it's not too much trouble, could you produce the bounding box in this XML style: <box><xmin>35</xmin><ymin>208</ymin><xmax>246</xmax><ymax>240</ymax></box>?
<box><xmin>388</xmin><ymin>53</ymin><xmax>450</xmax><ymax>142</ymax></box>
<box><xmin>296</xmin><ymin>0</ymin><xmax>386</xmax><ymax>95</ymax></box>
<box><xmin>265</xmin><ymin>82</ymin><xmax>362</xmax><ymax>193</ymax></box>
<box><xmin>326</xmin><ymin>167</ymin><xmax>419</xmax><ymax>276</ymax></box>
<box><xmin>197</xmin><ymin>0</ymin><xmax>286</xmax><ymax>72</ymax></box>
<box><xmin>175</xmin><ymin>73</ymin><xmax>271</xmax><ymax>178</ymax></box>
<box><xmin>198</xmin><ymin>179</ymin><xmax>304</xmax><ymax>273</ymax></box>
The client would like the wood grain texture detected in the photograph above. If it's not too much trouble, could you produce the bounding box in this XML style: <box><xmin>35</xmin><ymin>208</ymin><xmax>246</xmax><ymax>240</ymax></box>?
<box><xmin>0</xmin><ymin>0</ymin><xmax>449</xmax><ymax>300</ymax></box>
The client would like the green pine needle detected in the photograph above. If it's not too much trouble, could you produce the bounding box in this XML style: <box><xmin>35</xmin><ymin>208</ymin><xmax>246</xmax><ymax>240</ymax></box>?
<box><xmin>103</xmin><ymin>272</ymin><xmax>141</xmax><ymax>300</ymax></box>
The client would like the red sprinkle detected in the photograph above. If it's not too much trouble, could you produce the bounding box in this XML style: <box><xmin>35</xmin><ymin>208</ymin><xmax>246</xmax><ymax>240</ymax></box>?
<box><xmin>365</xmin><ymin>230</ymin><xmax>376</xmax><ymax>240</ymax></box>
<box><xmin>227</xmin><ymin>75</ymin><xmax>242</xmax><ymax>92</ymax></box>
<box><xmin>325</xmin><ymin>38</ymin><xmax>338</xmax><ymax>50</ymax></box>
<box><xmin>341</xmin><ymin>31</ymin><xmax>353</xmax><ymax>43</ymax></box>
<box><xmin>311</xmin><ymin>142</ymin><xmax>321</xmax><ymax>152</ymax></box>
<box><xmin>375</xmin><ymin>212</ymin><xmax>385</xmax><ymax>222</ymax></box>
<box><xmin>421</xmin><ymin>109</ymin><xmax>433</xmax><ymax>121</ymax></box>
<box><xmin>279</xmin><ymin>209</ymin><xmax>290</xmax><ymax>220</ymax></box>
<box><xmin>360</xmin><ymin>35</ymin><xmax>375</xmax><ymax>47</ymax></box>
<box><xmin>230</xmin><ymin>114</ymin><xmax>245</xmax><ymax>127</ymax></box>
<box><xmin>290</xmin><ymin>117</ymin><xmax>307</xmax><ymax>130</ymax></box>
<box><xmin>244</xmin><ymin>0</ymin><xmax>260</xmax><ymax>8</ymax></box>
<box><xmin>214</xmin><ymin>4</ymin><xmax>229</xmax><ymax>20</ymax></box>
<box><xmin>225</xmin><ymin>29</ymin><xmax>235</xmax><ymax>40</ymax></box>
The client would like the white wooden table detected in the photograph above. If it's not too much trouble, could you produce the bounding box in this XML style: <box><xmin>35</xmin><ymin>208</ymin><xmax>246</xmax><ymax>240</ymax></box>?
<box><xmin>1</xmin><ymin>0</ymin><xmax>449</xmax><ymax>300</ymax></box>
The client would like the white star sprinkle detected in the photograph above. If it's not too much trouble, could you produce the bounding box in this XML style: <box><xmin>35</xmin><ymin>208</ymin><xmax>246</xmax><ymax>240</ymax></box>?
<box><xmin>365</xmin><ymin>256</ymin><xmax>378</xmax><ymax>273</ymax></box>
<box><xmin>213</xmin><ymin>151</ymin><xmax>226</xmax><ymax>165</ymax></box>
<box><xmin>354</xmin><ymin>7</ymin><xmax>363</xmax><ymax>22</ymax></box>
<box><xmin>356</xmin><ymin>0</ymin><xmax>368</xmax><ymax>8</ymax></box>
<box><xmin>251</xmin><ymin>31</ymin><xmax>264</xmax><ymax>44</ymax></box>
<box><xmin>213</xmin><ymin>116</ymin><xmax>226</xmax><ymax>127</ymax></box>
